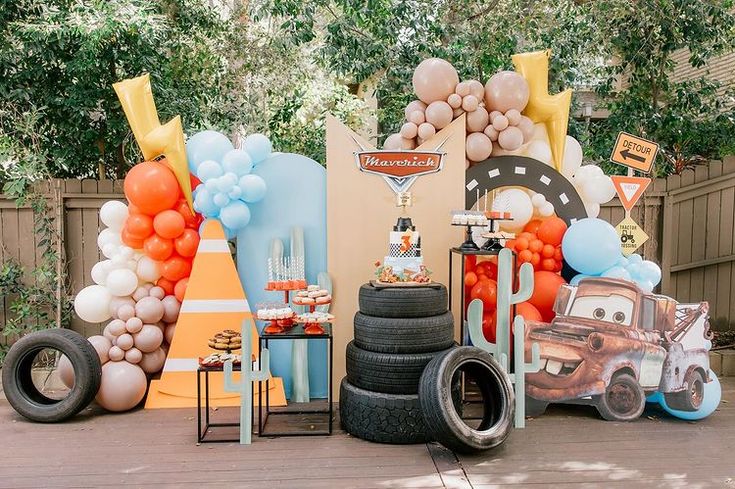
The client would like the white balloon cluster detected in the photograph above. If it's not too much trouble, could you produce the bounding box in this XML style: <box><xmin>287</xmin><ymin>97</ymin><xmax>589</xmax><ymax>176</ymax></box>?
<box><xmin>71</xmin><ymin>200</ymin><xmax>183</xmax><ymax>412</ymax></box>
<box><xmin>569</xmin><ymin>165</ymin><xmax>617</xmax><ymax>218</ymax></box>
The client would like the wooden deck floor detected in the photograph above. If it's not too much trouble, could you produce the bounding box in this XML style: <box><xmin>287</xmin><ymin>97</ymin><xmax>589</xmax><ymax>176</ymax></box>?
<box><xmin>1</xmin><ymin>378</ymin><xmax>733</xmax><ymax>489</ymax></box>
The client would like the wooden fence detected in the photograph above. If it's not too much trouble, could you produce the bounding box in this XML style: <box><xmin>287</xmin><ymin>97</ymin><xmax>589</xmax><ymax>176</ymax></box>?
<box><xmin>1</xmin><ymin>156</ymin><xmax>734</xmax><ymax>349</ymax></box>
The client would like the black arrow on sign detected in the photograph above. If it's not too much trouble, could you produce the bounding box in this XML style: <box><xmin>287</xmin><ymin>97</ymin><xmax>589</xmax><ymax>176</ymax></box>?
<box><xmin>620</xmin><ymin>149</ymin><xmax>646</xmax><ymax>163</ymax></box>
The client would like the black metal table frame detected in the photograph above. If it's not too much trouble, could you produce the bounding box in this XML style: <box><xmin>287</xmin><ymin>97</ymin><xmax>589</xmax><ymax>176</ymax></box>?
<box><xmin>197</xmin><ymin>364</ymin><xmax>257</xmax><ymax>443</ymax></box>
<box><xmin>258</xmin><ymin>324</ymin><xmax>333</xmax><ymax>437</ymax></box>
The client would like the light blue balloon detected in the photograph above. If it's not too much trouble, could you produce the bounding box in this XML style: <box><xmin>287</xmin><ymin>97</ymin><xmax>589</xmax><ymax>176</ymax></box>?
<box><xmin>228</xmin><ymin>186</ymin><xmax>242</xmax><ymax>200</ymax></box>
<box><xmin>222</xmin><ymin>149</ymin><xmax>253</xmax><ymax>176</ymax></box>
<box><xmin>194</xmin><ymin>188</ymin><xmax>218</xmax><ymax>216</ymax></box>
<box><xmin>640</xmin><ymin>260</ymin><xmax>662</xmax><ymax>285</ymax></box>
<box><xmin>601</xmin><ymin>265</ymin><xmax>632</xmax><ymax>281</ymax></box>
<box><xmin>570</xmin><ymin>274</ymin><xmax>593</xmax><ymax>286</ymax></box>
<box><xmin>656</xmin><ymin>370</ymin><xmax>722</xmax><ymax>420</ymax></box>
<box><xmin>197</xmin><ymin>159</ymin><xmax>224</xmax><ymax>181</ymax></box>
<box><xmin>638</xmin><ymin>279</ymin><xmax>655</xmax><ymax>293</ymax></box>
<box><xmin>204</xmin><ymin>179</ymin><xmax>218</xmax><ymax>193</ymax></box>
<box><xmin>220</xmin><ymin>200</ymin><xmax>251</xmax><ymax>230</ymax></box>
<box><xmin>243</xmin><ymin>134</ymin><xmax>273</xmax><ymax>165</ymax></box>
<box><xmin>216</xmin><ymin>174</ymin><xmax>237</xmax><ymax>193</ymax></box>
<box><xmin>561</xmin><ymin>218</ymin><xmax>621</xmax><ymax>275</ymax></box>
<box><xmin>615</xmin><ymin>256</ymin><xmax>629</xmax><ymax>267</ymax></box>
<box><xmin>239</xmin><ymin>174</ymin><xmax>267</xmax><ymax>203</ymax></box>
<box><xmin>213</xmin><ymin>192</ymin><xmax>230</xmax><ymax>208</ymax></box>
<box><xmin>186</xmin><ymin>131</ymin><xmax>234</xmax><ymax>173</ymax></box>
<box><xmin>627</xmin><ymin>253</ymin><xmax>643</xmax><ymax>265</ymax></box>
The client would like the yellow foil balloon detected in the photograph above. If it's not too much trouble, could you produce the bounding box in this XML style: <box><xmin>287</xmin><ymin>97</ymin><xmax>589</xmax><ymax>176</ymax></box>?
<box><xmin>113</xmin><ymin>74</ymin><xmax>193</xmax><ymax>211</ymax></box>
<box><xmin>511</xmin><ymin>50</ymin><xmax>572</xmax><ymax>172</ymax></box>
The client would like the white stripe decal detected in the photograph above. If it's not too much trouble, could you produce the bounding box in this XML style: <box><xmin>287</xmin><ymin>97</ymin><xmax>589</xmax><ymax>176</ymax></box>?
<box><xmin>197</xmin><ymin>239</ymin><xmax>230</xmax><ymax>253</ymax></box>
<box><xmin>514</xmin><ymin>166</ymin><xmax>526</xmax><ymax>175</ymax></box>
<box><xmin>180</xmin><ymin>299</ymin><xmax>250</xmax><ymax>313</ymax></box>
<box><xmin>466</xmin><ymin>179</ymin><xmax>479</xmax><ymax>191</ymax></box>
<box><xmin>163</xmin><ymin>358</ymin><xmax>199</xmax><ymax>372</ymax></box>
<box><xmin>488</xmin><ymin>169</ymin><xmax>500</xmax><ymax>178</ymax></box>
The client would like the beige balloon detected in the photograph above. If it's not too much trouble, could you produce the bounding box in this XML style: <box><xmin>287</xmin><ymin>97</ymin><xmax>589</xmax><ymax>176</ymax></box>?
<box><xmin>95</xmin><ymin>361</ymin><xmax>147</xmax><ymax>412</ymax></box>
<box><xmin>461</xmin><ymin>95</ymin><xmax>479</xmax><ymax>112</ymax></box>
<box><xmin>412</xmin><ymin>58</ymin><xmax>459</xmax><ymax>104</ymax></box>
<box><xmin>484</xmin><ymin>71</ymin><xmax>530</xmax><ymax>112</ymax></box>
<box><xmin>455</xmin><ymin>81</ymin><xmax>470</xmax><ymax>97</ymax></box>
<box><xmin>484</xmin><ymin>125</ymin><xmax>500</xmax><ymax>141</ymax></box>
<box><xmin>489</xmin><ymin>110</ymin><xmax>502</xmax><ymax>123</ymax></box>
<box><xmin>492</xmin><ymin>114</ymin><xmax>509</xmax><ymax>131</ymax></box>
<box><xmin>383</xmin><ymin>133</ymin><xmax>403</xmax><ymax>150</ymax></box>
<box><xmin>466</xmin><ymin>106</ymin><xmax>489</xmax><ymax>133</ymax></box>
<box><xmin>467</xmin><ymin>80</ymin><xmax>485</xmax><ymax>101</ymax></box>
<box><xmin>505</xmin><ymin>109</ymin><xmax>522</xmax><ymax>126</ymax></box>
<box><xmin>453</xmin><ymin>107</ymin><xmax>465</xmax><ymax>118</ymax></box>
<box><xmin>404</xmin><ymin>100</ymin><xmax>427</xmax><ymax>120</ymax></box>
<box><xmin>517</xmin><ymin>116</ymin><xmax>535</xmax><ymax>142</ymax></box>
<box><xmin>425</xmin><ymin>101</ymin><xmax>454</xmax><ymax>129</ymax></box>
<box><xmin>139</xmin><ymin>347</ymin><xmax>166</xmax><ymax>374</ymax></box>
<box><xmin>447</xmin><ymin>93</ymin><xmax>462</xmax><ymax>109</ymax></box>
<box><xmin>417</xmin><ymin>122</ymin><xmax>436</xmax><ymax>140</ymax></box>
<box><xmin>407</xmin><ymin>110</ymin><xmax>425</xmax><ymax>125</ymax></box>
<box><xmin>400</xmin><ymin>122</ymin><xmax>419</xmax><ymax>139</ymax></box>
<box><xmin>498</xmin><ymin>126</ymin><xmax>524</xmax><ymax>151</ymax></box>
<box><xmin>466</xmin><ymin>132</ymin><xmax>493</xmax><ymax>162</ymax></box>
<box><xmin>58</xmin><ymin>355</ymin><xmax>75</xmax><ymax>388</ymax></box>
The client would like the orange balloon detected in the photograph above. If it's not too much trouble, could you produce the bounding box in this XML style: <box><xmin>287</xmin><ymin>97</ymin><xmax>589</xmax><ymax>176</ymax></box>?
<box><xmin>121</xmin><ymin>228</ymin><xmax>145</xmax><ymax>249</ymax></box>
<box><xmin>470</xmin><ymin>278</ymin><xmax>497</xmax><ymax>311</ymax></box>
<box><xmin>516</xmin><ymin>302</ymin><xmax>543</xmax><ymax>322</ymax></box>
<box><xmin>464</xmin><ymin>271</ymin><xmax>478</xmax><ymax>288</ymax></box>
<box><xmin>537</xmin><ymin>217</ymin><xmax>568</xmax><ymax>247</ymax></box>
<box><xmin>482</xmin><ymin>312</ymin><xmax>496</xmax><ymax>343</ymax></box>
<box><xmin>174</xmin><ymin>278</ymin><xmax>189</xmax><ymax>302</ymax></box>
<box><xmin>161</xmin><ymin>256</ymin><xmax>192</xmax><ymax>282</ymax></box>
<box><xmin>464</xmin><ymin>255</ymin><xmax>477</xmax><ymax>272</ymax></box>
<box><xmin>541</xmin><ymin>244</ymin><xmax>555</xmax><ymax>258</ymax></box>
<box><xmin>153</xmin><ymin>210</ymin><xmax>186</xmax><ymax>239</ymax></box>
<box><xmin>524</xmin><ymin>219</ymin><xmax>543</xmax><ymax>234</ymax></box>
<box><xmin>144</xmin><ymin>234</ymin><xmax>174</xmax><ymax>261</ymax></box>
<box><xmin>528</xmin><ymin>271</ymin><xmax>566</xmax><ymax>321</ymax></box>
<box><xmin>531</xmin><ymin>252</ymin><xmax>541</xmax><ymax>268</ymax></box>
<box><xmin>515</xmin><ymin>237</ymin><xmax>529</xmax><ymax>251</ymax></box>
<box><xmin>505</xmin><ymin>239</ymin><xmax>516</xmax><ymax>250</ymax></box>
<box><xmin>175</xmin><ymin>199</ymin><xmax>202</xmax><ymax>229</ymax></box>
<box><xmin>174</xmin><ymin>228</ymin><xmax>200</xmax><ymax>257</ymax></box>
<box><xmin>124</xmin><ymin>161</ymin><xmax>179</xmax><ymax>216</ymax></box>
<box><xmin>554</xmin><ymin>246</ymin><xmax>563</xmax><ymax>261</ymax></box>
<box><xmin>126</xmin><ymin>213</ymin><xmax>154</xmax><ymax>239</ymax></box>
<box><xmin>529</xmin><ymin>239</ymin><xmax>543</xmax><ymax>253</ymax></box>
<box><xmin>156</xmin><ymin>278</ymin><xmax>176</xmax><ymax>296</ymax></box>
<box><xmin>541</xmin><ymin>258</ymin><xmax>556</xmax><ymax>271</ymax></box>
<box><xmin>475</xmin><ymin>260</ymin><xmax>498</xmax><ymax>280</ymax></box>
<box><xmin>519</xmin><ymin>249</ymin><xmax>533</xmax><ymax>263</ymax></box>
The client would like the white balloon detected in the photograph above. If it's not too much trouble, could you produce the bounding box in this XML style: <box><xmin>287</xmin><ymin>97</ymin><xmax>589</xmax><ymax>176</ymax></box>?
<box><xmin>525</xmin><ymin>140</ymin><xmax>553</xmax><ymax>165</ymax></box>
<box><xmin>494</xmin><ymin>189</ymin><xmax>534</xmax><ymax>232</ymax></box>
<box><xmin>539</xmin><ymin>201</ymin><xmax>555</xmax><ymax>217</ymax></box>
<box><xmin>562</xmin><ymin>136</ymin><xmax>583</xmax><ymax>179</ymax></box>
<box><xmin>97</xmin><ymin>228</ymin><xmax>121</xmax><ymax>251</ymax></box>
<box><xmin>99</xmin><ymin>201</ymin><xmax>129</xmax><ymax>231</ymax></box>
<box><xmin>584</xmin><ymin>201</ymin><xmax>601</xmax><ymax>218</ymax></box>
<box><xmin>580</xmin><ymin>175</ymin><xmax>616</xmax><ymax>204</ymax></box>
<box><xmin>102</xmin><ymin>243</ymin><xmax>119</xmax><ymax>259</ymax></box>
<box><xmin>91</xmin><ymin>261</ymin><xmax>110</xmax><ymax>285</ymax></box>
<box><xmin>74</xmin><ymin>285</ymin><xmax>112</xmax><ymax>323</ymax></box>
<box><xmin>530</xmin><ymin>193</ymin><xmax>547</xmax><ymax>207</ymax></box>
<box><xmin>105</xmin><ymin>269</ymin><xmax>139</xmax><ymax>297</ymax></box>
<box><xmin>136</xmin><ymin>256</ymin><xmax>161</xmax><ymax>283</ymax></box>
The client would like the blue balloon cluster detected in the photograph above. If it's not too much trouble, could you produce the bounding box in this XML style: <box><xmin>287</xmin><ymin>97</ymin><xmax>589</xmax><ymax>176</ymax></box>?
<box><xmin>646</xmin><ymin>370</ymin><xmax>722</xmax><ymax>420</ymax></box>
<box><xmin>186</xmin><ymin>131</ymin><xmax>273</xmax><ymax>237</ymax></box>
<box><xmin>563</xmin><ymin>218</ymin><xmax>662</xmax><ymax>292</ymax></box>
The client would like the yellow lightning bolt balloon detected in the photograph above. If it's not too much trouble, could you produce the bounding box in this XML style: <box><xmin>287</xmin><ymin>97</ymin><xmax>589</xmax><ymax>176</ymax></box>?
<box><xmin>113</xmin><ymin>74</ymin><xmax>194</xmax><ymax>211</ymax></box>
<box><xmin>512</xmin><ymin>50</ymin><xmax>572</xmax><ymax>172</ymax></box>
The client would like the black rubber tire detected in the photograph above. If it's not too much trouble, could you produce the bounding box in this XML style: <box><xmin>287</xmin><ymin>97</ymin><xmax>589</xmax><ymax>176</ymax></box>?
<box><xmin>339</xmin><ymin>378</ymin><xmax>428</xmax><ymax>444</ymax></box>
<box><xmin>665</xmin><ymin>369</ymin><xmax>705</xmax><ymax>412</ymax></box>
<box><xmin>353</xmin><ymin>311</ymin><xmax>455</xmax><ymax>354</ymax></box>
<box><xmin>419</xmin><ymin>346</ymin><xmax>514</xmax><ymax>453</ymax></box>
<box><xmin>595</xmin><ymin>373</ymin><xmax>645</xmax><ymax>422</ymax></box>
<box><xmin>345</xmin><ymin>341</ymin><xmax>455</xmax><ymax>394</ymax></box>
<box><xmin>1</xmin><ymin>329</ymin><xmax>102</xmax><ymax>423</ymax></box>
<box><xmin>358</xmin><ymin>283</ymin><xmax>448</xmax><ymax>318</ymax></box>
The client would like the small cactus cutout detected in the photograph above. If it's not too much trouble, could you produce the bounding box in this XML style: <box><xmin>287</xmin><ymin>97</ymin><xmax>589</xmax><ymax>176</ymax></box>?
<box><xmin>468</xmin><ymin>248</ymin><xmax>541</xmax><ymax>428</ymax></box>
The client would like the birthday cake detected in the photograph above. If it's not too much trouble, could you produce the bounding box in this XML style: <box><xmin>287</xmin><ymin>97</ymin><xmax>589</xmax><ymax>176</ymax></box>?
<box><xmin>375</xmin><ymin>217</ymin><xmax>431</xmax><ymax>283</ymax></box>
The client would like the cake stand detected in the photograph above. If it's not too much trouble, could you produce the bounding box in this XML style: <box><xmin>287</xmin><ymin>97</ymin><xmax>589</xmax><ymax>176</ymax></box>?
<box><xmin>262</xmin><ymin>283</ymin><xmax>302</xmax><ymax>334</ymax></box>
<box><xmin>293</xmin><ymin>297</ymin><xmax>333</xmax><ymax>335</ymax></box>
<box><xmin>451</xmin><ymin>222</ymin><xmax>481</xmax><ymax>251</ymax></box>
<box><xmin>260</xmin><ymin>314</ymin><xmax>296</xmax><ymax>335</ymax></box>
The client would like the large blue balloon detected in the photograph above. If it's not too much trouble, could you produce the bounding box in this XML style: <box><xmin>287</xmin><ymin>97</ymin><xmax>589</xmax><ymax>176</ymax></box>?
<box><xmin>186</xmin><ymin>131</ymin><xmax>234</xmax><ymax>173</ymax></box>
<box><xmin>243</xmin><ymin>134</ymin><xmax>273</xmax><ymax>165</ymax></box>
<box><xmin>222</xmin><ymin>149</ymin><xmax>253</xmax><ymax>176</ymax></box>
<box><xmin>239</xmin><ymin>174</ymin><xmax>267</xmax><ymax>203</ymax></box>
<box><xmin>219</xmin><ymin>200</ymin><xmax>251</xmax><ymax>229</ymax></box>
<box><xmin>648</xmin><ymin>371</ymin><xmax>721</xmax><ymax>420</ymax></box>
<box><xmin>562</xmin><ymin>218</ymin><xmax>621</xmax><ymax>275</ymax></box>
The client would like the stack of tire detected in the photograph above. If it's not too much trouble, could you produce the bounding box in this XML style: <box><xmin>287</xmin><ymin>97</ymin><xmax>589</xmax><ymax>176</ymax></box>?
<box><xmin>340</xmin><ymin>284</ymin><xmax>455</xmax><ymax>444</ymax></box>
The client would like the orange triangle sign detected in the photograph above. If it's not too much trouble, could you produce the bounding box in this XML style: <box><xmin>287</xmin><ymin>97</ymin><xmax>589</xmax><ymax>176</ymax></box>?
<box><xmin>611</xmin><ymin>175</ymin><xmax>651</xmax><ymax>212</ymax></box>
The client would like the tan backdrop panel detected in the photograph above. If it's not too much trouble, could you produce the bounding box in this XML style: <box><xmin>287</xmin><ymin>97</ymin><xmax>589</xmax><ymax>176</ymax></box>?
<box><xmin>326</xmin><ymin>115</ymin><xmax>466</xmax><ymax>397</ymax></box>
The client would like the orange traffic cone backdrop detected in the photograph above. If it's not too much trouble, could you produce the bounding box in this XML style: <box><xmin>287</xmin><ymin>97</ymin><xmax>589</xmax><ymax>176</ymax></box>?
<box><xmin>146</xmin><ymin>220</ymin><xmax>286</xmax><ymax>408</ymax></box>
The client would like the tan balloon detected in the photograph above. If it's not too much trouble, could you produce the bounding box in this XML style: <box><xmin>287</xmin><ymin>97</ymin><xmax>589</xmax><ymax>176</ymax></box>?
<box><xmin>484</xmin><ymin>71</ymin><xmax>530</xmax><ymax>112</ymax></box>
<box><xmin>505</xmin><ymin>109</ymin><xmax>522</xmax><ymax>126</ymax></box>
<box><xmin>425</xmin><ymin>101</ymin><xmax>453</xmax><ymax>129</ymax></box>
<box><xmin>95</xmin><ymin>361</ymin><xmax>147</xmax><ymax>412</ymax></box>
<box><xmin>466</xmin><ymin>106</ymin><xmax>489</xmax><ymax>133</ymax></box>
<box><xmin>383</xmin><ymin>133</ymin><xmax>403</xmax><ymax>150</ymax></box>
<box><xmin>492</xmin><ymin>114</ymin><xmax>509</xmax><ymax>131</ymax></box>
<box><xmin>517</xmin><ymin>116</ymin><xmax>535</xmax><ymax>142</ymax></box>
<box><xmin>484</xmin><ymin>125</ymin><xmax>500</xmax><ymax>141</ymax></box>
<box><xmin>139</xmin><ymin>347</ymin><xmax>166</xmax><ymax>374</ymax></box>
<box><xmin>404</xmin><ymin>100</ymin><xmax>427</xmax><ymax>120</ymax></box>
<box><xmin>467</xmin><ymin>80</ymin><xmax>485</xmax><ymax>100</ymax></box>
<box><xmin>466</xmin><ymin>132</ymin><xmax>493</xmax><ymax>162</ymax></box>
<box><xmin>58</xmin><ymin>355</ymin><xmax>75</xmax><ymax>388</ymax></box>
<box><xmin>400</xmin><ymin>122</ymin><xmax>419</xmax><ymax>139</ymax></box>
<box><xmin>88</xmin><ymin>335</ymin><xmax>112</xmax><ymax>364</ymax></box>
<box><xmin>400</xmin><ymin>137</ymin><xmax>416</xmax><ymax>149</ymax></box>
<box><xmin>164</xmin><ymin>323</ymin><xmax>176</xmax><ymax>345</ymax></box>
<box><xmin>461</xmin><ymin>95</ymin><xmax>479</xmax><ymax>112</ymax></box>
<box><xmin>116</xmin><ymin>333</ymin><xmax>134</xmax><ymax>351</ymax></box>
<box><xmin>453</xmin><ymin>107</ymin><xmax>465</xmax><ymax>118</ymax></box>
<box><xmin>498</xmin><ymin>126</ymin><xmax>524</xmax><ymax>151</ymax></box>
<box><xmin>124</xmin><ymin>347</ymin><xmax>143</xmax><ymax>364</ymax></box>
<box><xmin>407</xmin><ymin>110</ymin><xmax>425</xmax><ymax>125</ymax></box>
<box><xmin>133</xmin><ymin>324</ymin><xmax>164</xmax><ymax>353</ymax></box>
<box><xmin>455</xmin><ymin>81</ymin><xmax>470</xmax><ymax>97</ymax></box>
<box><xmin>489</xmin><ymin>110</ymin><xmax>502</xmax><ymax>123</ymax></box>
<box><xmin>418</xmin><ymin>122</ymin><xmax>436</xmax><ymax>140</ymax></box>
<box><xmin>447</xmin><ymin>93</ymin><xmax>462</xmax><ymax>109</ymax></box>
<box><xmin>108</xmin><ymin>345</ymin><xmax>125</xmax><ymax>362</ymax></box>
<box><xmin>412</xmin><ymin>58</ymin><xmax>459</xmax><ymax>104</ymax></box>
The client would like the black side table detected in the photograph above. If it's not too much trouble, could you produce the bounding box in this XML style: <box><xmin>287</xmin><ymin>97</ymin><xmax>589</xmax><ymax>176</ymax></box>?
<box><xmin>448</xmin><ymin>247</ymin><xmax>517</xmax><ymax>345</ymax></box>
<box><xmin>258</xmin><ymin>324</ymin><xmax>333</xmax><ymax>437</ymax></box>
<box><xmin>196</xmin><ymin>364</ymin><xmax>256</xmax><ymax>443</ymax></box>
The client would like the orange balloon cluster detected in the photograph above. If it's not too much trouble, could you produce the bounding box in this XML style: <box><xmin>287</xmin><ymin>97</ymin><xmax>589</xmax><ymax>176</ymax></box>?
<box><xmin>121</xmin><ymin>160</ymin><xmax>202</xmax><ymax>301</ymax></box>
<box><xmin>505</xmin><ymin>217</ymin><xmax>567</xmax><ymax>273</ymax></box>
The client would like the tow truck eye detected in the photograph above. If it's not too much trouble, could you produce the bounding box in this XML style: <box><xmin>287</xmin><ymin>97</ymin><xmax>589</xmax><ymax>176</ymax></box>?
<box><xmin>593</xmin><ymin>308</ymin><xmax>605</xmax><ymax>320</ymax></box>
<box><xmin>613</xmin><ymin>311</ymin><xmax>626</xmax><ymax>323</ymax></box>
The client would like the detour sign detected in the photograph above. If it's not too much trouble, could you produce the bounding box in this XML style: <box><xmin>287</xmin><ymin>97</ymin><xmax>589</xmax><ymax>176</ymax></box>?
<box><xmin>610</xmin><ymin>132</ymin><xmax>659</xmax><ymax>173</ymax></box>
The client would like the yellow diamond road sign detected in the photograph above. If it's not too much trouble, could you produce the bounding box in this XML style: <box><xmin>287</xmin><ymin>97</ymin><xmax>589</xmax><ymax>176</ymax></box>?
<box><xmin>616</xmin><ymin>217</ymin><xmax>648</xmax><ymax>256</ymax></box>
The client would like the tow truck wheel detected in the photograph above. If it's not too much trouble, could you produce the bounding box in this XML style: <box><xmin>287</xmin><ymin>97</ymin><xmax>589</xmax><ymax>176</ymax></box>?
<box><xmin>665</xmin><ymin>370</ymin><xmax>705</xmax><ymax>412</ymax></box>
<box><xmin>595</xmin><ymin>373</ymin><xmax>645</xmax><ymax>422</ymax></box>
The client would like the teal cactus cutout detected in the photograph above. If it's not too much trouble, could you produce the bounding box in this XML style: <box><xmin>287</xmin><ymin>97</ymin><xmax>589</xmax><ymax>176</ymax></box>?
<box><xmin>223</xmin><ymin>319</ymin><xmax>270</xmax><ymax>444</ymax></box>
<box><xmin>468</xmin><ymin>247</ymin><xmax>541</xmax><ymax>428</ymax></box>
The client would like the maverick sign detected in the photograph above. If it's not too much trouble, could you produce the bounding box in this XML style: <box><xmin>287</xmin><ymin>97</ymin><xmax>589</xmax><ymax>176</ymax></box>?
<box><xmin>354</xmin><ymin>148</ymin><xmax>445</xmax><ymax>194</ymax></box>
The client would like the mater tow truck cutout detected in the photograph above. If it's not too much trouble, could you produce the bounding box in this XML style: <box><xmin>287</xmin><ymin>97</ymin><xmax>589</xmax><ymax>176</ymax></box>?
<box><xmin>524</xmin><ymin>277</ymin><xmax>712</xmax><ymax>422</ymax></box>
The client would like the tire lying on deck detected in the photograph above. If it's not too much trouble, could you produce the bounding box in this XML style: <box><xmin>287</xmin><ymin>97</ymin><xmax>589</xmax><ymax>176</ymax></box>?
<box><xmin>339</xmin><ymin>378</ymin><xmax>429</xmax><ymax>444</ymax></box>
<box><xmin>419</xmin><ymin>347</ymin><xmax>514</xmax><ymax>453</ymax></box>
<box><xmin>1</xmin><ymin>329</ymin><xmax>102</xmax><ymax>423</ymax></box>
<box><xmin>353</xmin><ymin>311</ymin><xmax>455</xmax><ymax>354</ymax></box>
<box><xmin>346</xmin><ymin>341</ymin><xmax>455</xmax><ymax>394</ymax></box>
<box><xmin>358</xmin><ymin>284</ymin><xmax>448</xmax><ymax>318</ymax></box>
